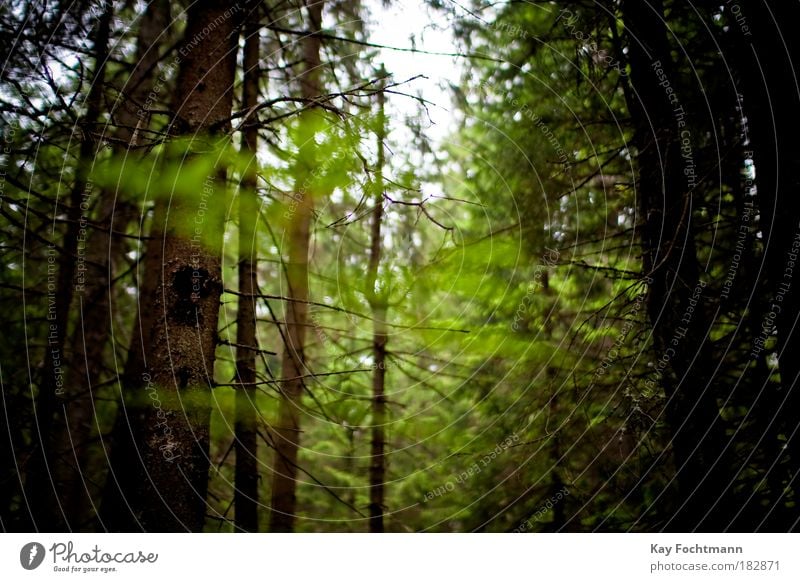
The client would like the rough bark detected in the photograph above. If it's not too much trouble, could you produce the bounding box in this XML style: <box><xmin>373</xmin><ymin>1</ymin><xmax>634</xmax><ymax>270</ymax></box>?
<box><xmin>102</xmin><ymin>0</ymin><xmax>241</xmax><ymax>532</ymax></box>
<box><xmin>234</xmin><ymin>2</ymin><xmax>261</xmax><ymax>533</ymax></box>
<box><xmin>269</xmin><ymin>0</ymin><xmax>324</xmax><ymax>533</ymax></box>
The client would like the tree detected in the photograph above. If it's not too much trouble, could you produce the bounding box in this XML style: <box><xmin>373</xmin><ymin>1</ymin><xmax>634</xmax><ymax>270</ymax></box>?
<box><xmin>268</xmin><ymin>0</ymin><xmax>325</xmax><ymax>533</ymax></box>
<box><xmin>234</xmin><ymin>0</ymin><xmax>262</xmax><ymax>533</ymax></box>
<box><xmin>103</xmin><ymin>0</ymin><xmax>242</xmax><ymax>532</ymax></box>
<box><xmin>367</xmin><ymin>78</ymin><xmax>388</xmax><ymax>533</ymax></box>
<box><xmin>734</xmin><ymin>1</ymin><xmax>800</xmax><ymax>527</ymax></box>
<box><xmin>50</xmin><ymin>0</ymin><xmax>173</xmax><ymax>531</ymax></box>
<box><xmin>26</xmin><ymin>0</ymin><xmax>113</xmax><ymax>531</ymax></box>
<box><xmin>5</xmin><ymin>0</ymin><xmax>800</xmax><ymax>536</ymax></box>
<box><xmin>622</xmin><ymin>0</ymin><xmax>732</xmax><ymax>530</ymax></box>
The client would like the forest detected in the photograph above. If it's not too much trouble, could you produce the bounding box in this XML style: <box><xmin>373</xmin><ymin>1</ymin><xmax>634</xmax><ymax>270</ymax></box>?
<box><xmin>1</xmin><ymin>0</ymin><xmax>799</xmax><ymax>533</ymax></box>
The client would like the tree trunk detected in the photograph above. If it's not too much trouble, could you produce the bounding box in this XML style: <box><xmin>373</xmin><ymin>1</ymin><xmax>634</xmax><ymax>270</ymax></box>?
<box><xmin>542</xmin><ymin>272</ymin><xmax>566</xmax><ymax>533</ymax></box>
<box><xmin>269</xmin><ymin>0</ymin><xmax>325</xmax><ymax>533</ymax></box>
<box><xmin>54</xmin><ymin>0</ymin><xmax>171</xmax><ymax>531</ymax></box>
<box><xmin>102</xmin><ymin>0</ymin><xmax>241</xmax><ymax>532</ymax></box>
<box><xmin>367</xmin><ymin>83</ymin><xmax>387</xmax><ymax>533</ymax></box>
<box><xmin>735</xmin><ymin>1</ymin><xmax>800</xmax><ymax>529</ymax></box>
<box><xmin>27</xmin><ymin>0</ymin><xmax>113</xmax><ymax>532</ymax></box>
<box><xmin>622</xmin><ymin>0</ymin><xmax>730</xmax><ymax>530</ymax></box>
<box><xmin>234</xmin><ymin>1</ymin><xmax>261</xmax><ymax>533</ymax></box>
